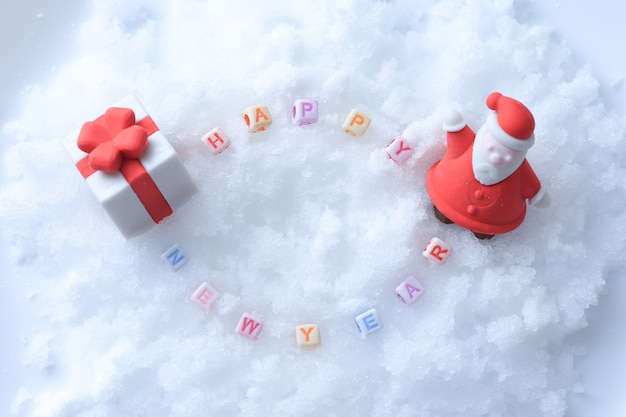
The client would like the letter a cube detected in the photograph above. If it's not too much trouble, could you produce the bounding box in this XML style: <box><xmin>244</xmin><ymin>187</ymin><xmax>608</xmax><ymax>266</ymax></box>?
<box><xmin>355</xmin><ymin>308</ymin><xmax>383</xmax><ymax>338</ymax></box>
<box><xmin>292</xmin><ymin>99</ymin><xmax>318</xmax><ymax>126</ymax></box>
<box><xmin>296</xmin><ymin>324</ymin><xmax>321</xmax><ymax>349</ymax></box>
<box><xmin>200</xmin><ymin>127</ymin><xmax>231</xmax><ymax>155</ymax></box>
<box><xmin>236</xmin><ymin>312</ymin><xmax>264</xmax><ymax>340</ymax></box>
<box><xmin>342</xmin><ymin>109</ymin><xmax>371</xmax><ymax>137</ymax></box>
<box><xmin>243</xmin><ymin>104</ymin><xmax>272</xmax><ymax>133</ymax></box>
<box><xmin>190</xmin><ymin>282</ymin><xmax>220</xmax><ymax>310</ymax></box>
<box><xmin>395</xmin><ymin>276</ymin><xmax>425</xmax><ymax>305</ymax></box>
<box><xmin>385</xmin><ymin>136</ymin><xmax>414</xmax><ymax>164</ymax></box>
<box><xmin>422</xmin><ymin>237</ymin><xmax>451</xmax><ymax>264</ymax></box>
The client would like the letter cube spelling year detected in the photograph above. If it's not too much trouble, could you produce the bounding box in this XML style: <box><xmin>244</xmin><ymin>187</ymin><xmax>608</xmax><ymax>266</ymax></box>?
<box><xmin>422</xmin><ymin>237</ymin><xmax>452</xmax><ymax>264</ymax></box>
<box><xmin>355</xmin><ymin>308</ymin><xmax>383</xmax><ymax>338</ymax></box>
<box><xmin>62</xmin><ymin>94</ymin><xmax>197</xmax><ymax>239</ymax></box>
<box><xmin>395</xmin><ymin>276</ymin><xmax>425</xmax><ymax>305</ymax></box>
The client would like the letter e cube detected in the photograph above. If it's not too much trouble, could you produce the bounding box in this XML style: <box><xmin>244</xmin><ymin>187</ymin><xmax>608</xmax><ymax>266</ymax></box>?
<box><xmin>395</xmin><ymin>276</ymin><xmax>425</xmax><ymax>305</ymax></box>
<box><xmin>190</xmin><ymin>282</ymin><xmax>220</xmax><ymax>310</ymax></box>
<box><xmin>201</xmin><ymin>127</ymin><xmax>231</xmax><ymax>155</ymax></box>
<box><xmin>355</xmin><ymin>308</ymin><xmax>383</xmax><ymax>338</ymax></box>
<box><xmin>342</xmin><ymin>109</ymin><xmax>371</xmax><ymax>137</ymax></box>
<box><xmin>243</xmin><ymin>104</ymin><xmax>272</xmax><ymax>133</ymax></box>
<box><xmin>385</xmin><ymin>136</ymin><xmax>414</xmax><ymax>164</ymax></box>
<box><xmin>422</xmin><ymin>237</ymin><xmax>451</xmax><ymax>264</ymax></box>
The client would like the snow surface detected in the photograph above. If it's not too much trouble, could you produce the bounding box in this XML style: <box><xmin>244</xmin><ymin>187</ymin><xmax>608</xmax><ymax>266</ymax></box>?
<box><xmin>2</xmin><ymin>0</ymin><xmax>626</xmax><ymax>416</ymax></box>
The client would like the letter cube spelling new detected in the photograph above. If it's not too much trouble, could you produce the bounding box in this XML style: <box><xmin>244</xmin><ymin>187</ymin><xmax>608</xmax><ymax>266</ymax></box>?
<box><xmin>63</xmin><ymin>95</ymin><xmax>197</xmax><ymax>239</ymax></box>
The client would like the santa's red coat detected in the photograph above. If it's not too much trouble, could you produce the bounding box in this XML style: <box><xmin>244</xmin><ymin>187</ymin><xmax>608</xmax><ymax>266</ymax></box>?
<box><xmin>425</xmin><ymin>125</ymin><xmax>541</xmax><ymax>235</ymax></box>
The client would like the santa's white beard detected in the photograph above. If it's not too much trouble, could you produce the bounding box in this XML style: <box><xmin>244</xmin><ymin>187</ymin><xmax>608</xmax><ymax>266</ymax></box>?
<box><xmin>472</xmin><ymin>125</ymin><xmax>526</xmax><ymax>186</ymax></box>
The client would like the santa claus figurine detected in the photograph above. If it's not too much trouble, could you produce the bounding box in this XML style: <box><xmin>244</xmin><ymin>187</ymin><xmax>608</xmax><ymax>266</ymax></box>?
<box><xmin>425</xmin><ymin>92</ymin><xmax>549</xmax><ymax>239</ymax></box>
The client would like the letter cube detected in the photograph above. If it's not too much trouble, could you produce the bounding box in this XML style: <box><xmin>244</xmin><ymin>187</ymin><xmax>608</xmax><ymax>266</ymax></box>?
<box><xmin>190</xmin><ymin>282</ymin><xmax>220</xmax><ymax>310</ymax></box>
<box><xmin>395</xmin><ymin>276</ymin><xmax>425</xmax><ymax>305</ymax></box>
<box><xmin>243</xmin><ymin>104</ymin><xmax>272</xmax><ymax>133</ymax></box>
<box><xmin>236</xmin><ymin>312</ymin><xmax>264</xmax><ymax>340</ymax></box>
<box><xmin>342</xmin><ymin>109</ymin><xmax>371</xmax><ymax>137</ymax></box>
<box><xmin>422</xmin><ymin>237</ymin><xmax>452</xmax><ymax>264</ymax></box>
<box><xmin>295</xmin><ymin>324</ymin><xmax>321</xmax><ymax>349</ymax></box>
<box><xmin>161</xmin><ymin>243</ymin><xmax>188</xmax><ymax>271</ymax></box>
<box><xmin>355</xmin><ymin>308</ymin><xmax>383</xmax><ymax>338</ymax></box>
<box><xmin>292</xmin><ymin>99</ymin><xmax>318</xmax><ymax>126</ymax></box>
<box><xmin>385</xmin><ymin>136</ymin><xmax>414</xmax><ymax>164</ymax></box>
<box><xmin>200</xmin><ymin>127</ymin><xmax>230</xmax><ymax>155</ymax></box>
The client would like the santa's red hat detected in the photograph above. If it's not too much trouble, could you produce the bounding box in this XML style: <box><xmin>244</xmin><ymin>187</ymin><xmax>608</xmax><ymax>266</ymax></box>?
<box><xmin>485</xmin><ymin>92</ymin><xmax>535</xmax><ymax>151</ymax></box>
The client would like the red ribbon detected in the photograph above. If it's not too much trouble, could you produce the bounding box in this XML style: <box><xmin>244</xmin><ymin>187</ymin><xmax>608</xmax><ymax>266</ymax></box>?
<box><xmin>76</xmin><ymin>107</ymin><xmax>173</xmax><ymax>224</ymax></box>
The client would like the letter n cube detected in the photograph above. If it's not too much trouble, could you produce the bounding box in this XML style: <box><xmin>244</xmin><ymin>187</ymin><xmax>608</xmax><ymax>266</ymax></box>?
<box><xmin>161</xmin><ymin>243</ymin><xmax>188</xmax><ymax>271</ymax></box>
<box><xmin>201</xmin><ymin>127</ymin><xmax>230</xmax><ymax>155</ymax></box>
<box><xmin>355</xmin><ymin>308</ymin><xmax>383</xmax><ymax>338</ymax></box>
<box><xmin>243</xmin><ymin>104</ymin><xmax>272</xmax><ymax>133</ymax></box>
<box><xmin>422</xmin><ymin>237</ymin><xmax>451</xmax><ymax>264</ymax></box>
<box><xmin>395</xmin><ymin>276</ymin><xmax>424</xmax><ymax>305</ymax></box>
<box><xmin>236</xmin><ymin>312</ymin><xmax>264</xmax><ymax>340</ymax></box>
<box><xmin>342</xmin><ymin>109</ymin><xmax>371</xmax><ymax>137</ymax></box>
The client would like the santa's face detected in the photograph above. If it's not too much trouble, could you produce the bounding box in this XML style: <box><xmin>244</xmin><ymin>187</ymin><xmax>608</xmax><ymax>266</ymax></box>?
<box><xmin>472</xmin><ymin>126</ymin><xmax>526</xmax><ymax>185</ymax></box>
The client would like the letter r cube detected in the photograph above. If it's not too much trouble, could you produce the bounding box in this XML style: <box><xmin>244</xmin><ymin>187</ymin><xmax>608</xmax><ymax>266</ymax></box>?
<box><xmin>385</xmin><ymin>136</ymin><xmax>414</xmax><ymax>164</ymax></box>
<box><xmin>243</xmin><ymin>104</ymin><xmax>272</xmax><ymax>133</ymax></box>
<box><xmin>422</xmin><ymin>237</ymin><xmax>452</xmax><ymax>264</ymax></box>
<box><xmin>201</xmin><ymin>127</ymin><xmax>231</xmax><ymax>155</ymax></box>
<box><xmin>342</xmin><ymin>109</ymin><xmax>371</xmax><ymax>137</ymax></box>
<box><xmin>292</xmin><ymin>99</ymin><xmax>318</xmax><ymax>126</ymax></box>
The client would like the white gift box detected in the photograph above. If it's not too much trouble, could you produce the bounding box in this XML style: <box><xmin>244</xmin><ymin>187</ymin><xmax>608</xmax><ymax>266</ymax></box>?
<box><xmin>63</xmin><ymin>95</ymin><xmax>197</xmax><ymax>239</ymax></box>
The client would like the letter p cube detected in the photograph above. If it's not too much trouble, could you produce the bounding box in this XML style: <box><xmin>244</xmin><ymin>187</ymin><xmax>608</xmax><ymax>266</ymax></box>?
<box><xmin>292</xmin><ymin>99</ymin><xmax>318</xmax><ymax>126</ymax></box>
<box><xmin>342</xmin><ymin>109</ymin><xmax>371</xmax><ymax>137</ymax></box>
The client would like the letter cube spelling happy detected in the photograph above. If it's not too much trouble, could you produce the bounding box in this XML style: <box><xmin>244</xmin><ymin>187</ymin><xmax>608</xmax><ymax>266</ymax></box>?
<box><xmin>201</xmin><ymin>127</ymin><xmax>231</xmax><ymax>155</ymax></box>
<box><xmin>63</xmin><ymin>94</ymin><xmax>197</xmax><ymax>239</ymax></box>
<box><xmin>243</xmin><ymin>104</ymin><xmax>272</xmax><ymax>133</ymax></box>
<box><xmin>342</xmin><ymin>109</ymin><xmax>371</xmax><ymax>137</ymax></box>
<box><xmin>292</xmin><ymin>99</ymin><xmax>318</xmax><ymax>126</ymax></box>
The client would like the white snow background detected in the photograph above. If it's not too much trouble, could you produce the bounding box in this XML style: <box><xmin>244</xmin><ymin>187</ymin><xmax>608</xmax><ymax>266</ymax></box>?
<box><xmin>2</xmin><ymin>0</ymin><xmax>626</xmax><ymax>416</ymax></box>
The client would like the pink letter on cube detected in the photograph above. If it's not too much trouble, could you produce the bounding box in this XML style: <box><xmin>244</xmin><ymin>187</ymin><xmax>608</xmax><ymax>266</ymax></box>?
<box><xmin>190</xmin><ymin>282</ymin><xmax>220</xmax><ymax>310</ymax></box>
<box><xmin>292</xmin><ymin>99</ymin><xmax>318</xmax><ymax>126</ymax></box>
<box><xmin>236</xmin><ymin>313</ymin><xmax>264</xmax><ymax>340</ymax></box>
<box><xmin>422</xmin><ymin>237</ymin><xmax>451</xmax><ymax>264</ymax></box>
<box><xmin>395</xmin><ymin>276</ymin><xmax>424</xmax><ymax>304</ymax></box>
<box><xmin>201</xmin><ymin>127</ymin><xmax>230</xmax><ymax>154</ymax></box>
<box><xmin>385</xmin><ymin>136</ymin><xmax>414</xmax><ymax>164</ymax></box>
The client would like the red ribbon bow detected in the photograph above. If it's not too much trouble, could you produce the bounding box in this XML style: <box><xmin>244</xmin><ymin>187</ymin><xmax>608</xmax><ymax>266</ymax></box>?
<box><xmin>77</xmin><ymin>107</ymin><xmax>149</xmax><ymax>172</ymax></box>
<box><xmin>74</xmin><ymin>106</ymin><xmax>173</xmax><ymax>226</ymax></box>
